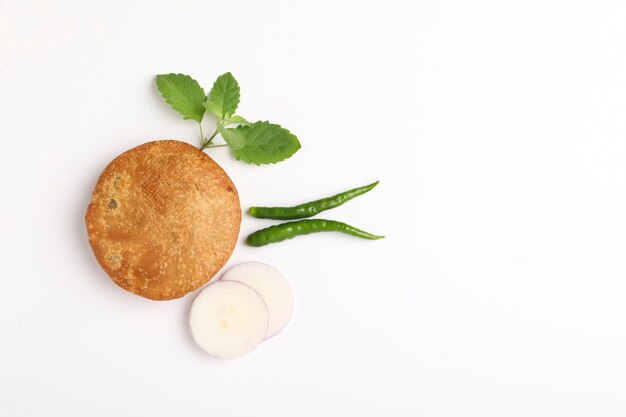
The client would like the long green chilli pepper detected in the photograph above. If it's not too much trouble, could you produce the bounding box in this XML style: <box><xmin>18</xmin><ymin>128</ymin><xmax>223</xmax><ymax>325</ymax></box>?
<box><xmin>248</xmin><ymin>181</ymin><xmax>379</xmax><ymax>220</ymax></box>
<box><xmin>246</xmin><ymin>219</ymin><xmax>384</xmax><ymax>247</ymax></box>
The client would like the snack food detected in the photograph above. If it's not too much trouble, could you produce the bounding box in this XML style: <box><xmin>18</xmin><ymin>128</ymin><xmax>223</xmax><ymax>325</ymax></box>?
<box><xmin>85</xmin><ymin>140</ymin><xmax>241</xmax><ymax>300</ymax></box>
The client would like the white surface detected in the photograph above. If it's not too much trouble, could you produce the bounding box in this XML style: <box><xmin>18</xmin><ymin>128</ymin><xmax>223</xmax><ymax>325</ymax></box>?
<box><xmin>1</xmin><ymin>0</ymin><xmax>626</xmax><ymax>415</ymax></box>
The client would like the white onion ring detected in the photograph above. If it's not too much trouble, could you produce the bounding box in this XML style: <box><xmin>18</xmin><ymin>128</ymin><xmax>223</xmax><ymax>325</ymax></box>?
<box><xmin>221</xmin><ymin>262</ymin><xmax>294</xmax><ymax>339</ymax></box>
<box><xmin>189</xmin><ymin>280</ymin><xmax>268</xmax><ymax>358</ymax></box>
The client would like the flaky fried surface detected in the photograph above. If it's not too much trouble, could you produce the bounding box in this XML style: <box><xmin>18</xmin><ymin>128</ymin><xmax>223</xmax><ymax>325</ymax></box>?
<box><xmin>85</xmin><ymin>140</ymin><xmax>241</xmax><ymax>300</ymax></box>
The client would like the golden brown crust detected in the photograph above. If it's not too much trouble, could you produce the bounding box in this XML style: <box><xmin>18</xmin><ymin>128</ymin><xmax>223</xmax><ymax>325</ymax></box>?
<box><xmin>85</xmin><ymin>140</ymin><xmax>241</xmax><ymax>300</ymax></box>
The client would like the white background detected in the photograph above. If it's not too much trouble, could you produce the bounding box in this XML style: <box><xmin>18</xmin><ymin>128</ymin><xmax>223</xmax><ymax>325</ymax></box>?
<box><xmin>1</xmin><ymin>0</ymin><xmax>626</xmax><ymax>415</ymax></box>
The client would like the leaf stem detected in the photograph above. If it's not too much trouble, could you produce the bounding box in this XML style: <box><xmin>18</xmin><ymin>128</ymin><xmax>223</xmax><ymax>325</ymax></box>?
<box><xmin>198</xmin><ymin>123</ymin><xmax>205</xmax><ymax>143</ymax></box>
<box><xmin>200</xmin><ymin>128</ymin><xmax>222</xmax><ymax>150</ymax></box>
<box><xmin>204</xmin><ymin>144</ymin><xmax>229</xmax><ymax>148</ymax></box>
<box><xmin>207</xmin><ymin>128</ymin><xmax>219</xmax><ymax>143</ymax></box>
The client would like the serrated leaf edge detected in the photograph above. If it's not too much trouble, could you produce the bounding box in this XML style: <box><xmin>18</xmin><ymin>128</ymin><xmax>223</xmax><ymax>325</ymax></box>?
<box><xmin>233</xmin><ymin>121</ymin><xmax>301</xmax><ymax>166</ymax></box>
<box><xmin>206</xmin><ymin>72</ymin><xmax>240</xmax><ymax>120</ymax></box>
<box><xmin>156</xmin><ymin>73</ymin><xmax>206</xmax><ymax>123</ymax></box>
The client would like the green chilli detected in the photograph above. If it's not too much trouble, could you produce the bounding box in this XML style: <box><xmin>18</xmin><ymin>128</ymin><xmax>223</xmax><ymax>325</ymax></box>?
<box><xmin>248</xmin><ymin>181</ymin><xmax>379</xmax><ymax>220</ymax></box>
<box><xmin>246</xmin><ymin>219</ymin><xmax>385</xmax><ymax>247</ymax></box>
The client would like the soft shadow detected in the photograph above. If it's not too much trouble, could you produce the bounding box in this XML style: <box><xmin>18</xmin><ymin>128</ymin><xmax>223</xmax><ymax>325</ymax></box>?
<box><xmin>73</xmin><ymin>166</ymin><xmax>106</xmax><ymax>275</ymax></box>
<box><xmin>71</xmin><ymin>155</ymin><xmax>135</xmax><ymax>300</ymax></box>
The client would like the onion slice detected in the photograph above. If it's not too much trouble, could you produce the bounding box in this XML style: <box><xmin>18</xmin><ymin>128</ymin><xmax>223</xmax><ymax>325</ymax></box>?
<box><xmin>221</xmin><ymin>262</ymin><xmax>294</xmax><ymax>339</ymax></box>
<box><xmin>189</xmin><ymin>280</ymin><xmax>268</xmax><ymax>358</ymax></box>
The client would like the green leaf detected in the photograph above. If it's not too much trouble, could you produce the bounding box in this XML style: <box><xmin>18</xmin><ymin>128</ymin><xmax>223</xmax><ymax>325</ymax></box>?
<box><xmin>226</xmin><ymin>115</ymin><xmax>250</xmax><ymax>126</ymax></box>
<box><xmin>202</xmin><ymin>101</ymin><xmax>222</xmax><ymax>119</ymax></box>
<box><xmin>232</xmin><ymin>121</ymin><xmax>301</xmax><ymax>165</ymax></box>
<box><xmin>204</xmin><ymin>72</ymin><xmax>240</xmax><ymax>119</ymax></box>
<box><xmin>217</xmin><ymin>124</ymin><xmax>246</xmax><ymax>150</ymax></box>
<box><xmin>156</xmin><ymin>73</ymin><xmax>206</xmax><ymax>122</ymax></box>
